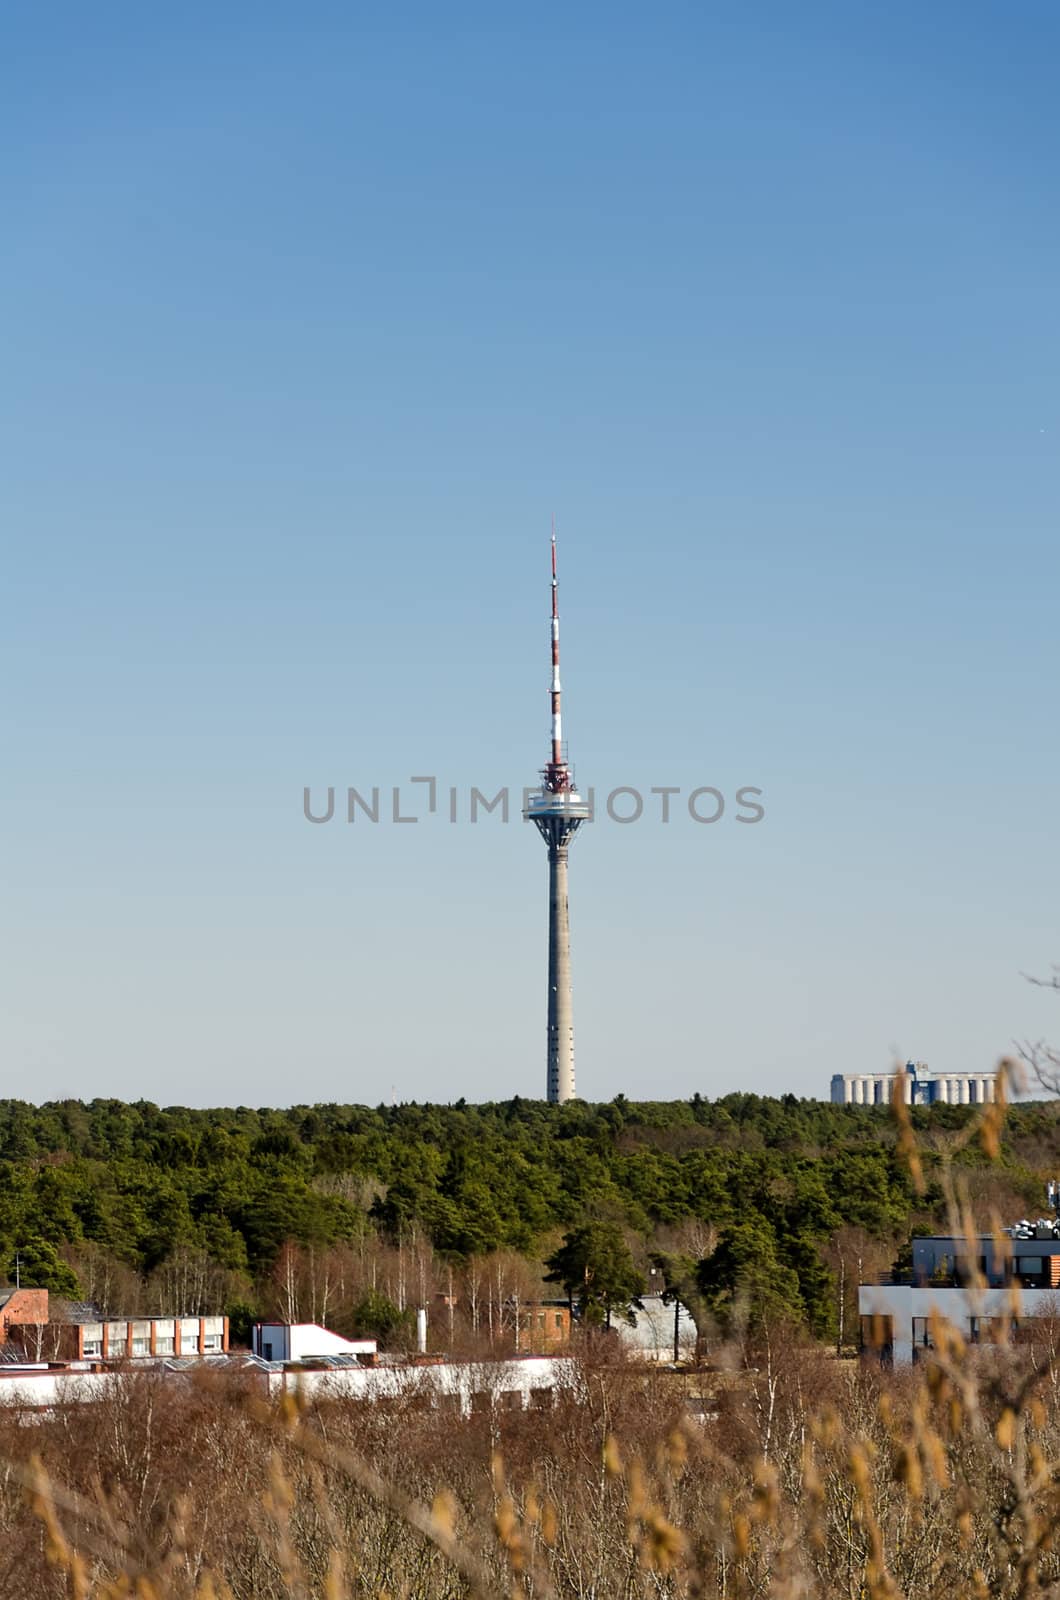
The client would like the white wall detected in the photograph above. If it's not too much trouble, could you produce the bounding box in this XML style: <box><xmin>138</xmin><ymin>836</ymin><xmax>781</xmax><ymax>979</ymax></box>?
<box><xmin>613</xmin><ymin>1296</ymin><xmax>698</xmax><ymax>1361</ymax></box>
<box><xmin>272</xmin><ymin>1356</ymin><xmax>579</xmax><ymax>1415</ymax></box>
<box><xmin>0</xmin><ymin>1355</ymin><xmax>578</xmax><ymax>1417</ymax></box>
<box><xmin>858</xmin><ymin>1282</ymin><xmax>1059</xmax><ymax>1365</ymax></box>
<box><xmin>0</xmin><ymin>1370</ymin><xmax>119</xmax><ymax>1409</ymax></box>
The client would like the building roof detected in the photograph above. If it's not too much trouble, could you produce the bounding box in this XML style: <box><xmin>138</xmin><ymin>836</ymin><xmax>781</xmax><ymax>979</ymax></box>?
<box><xmin>59</xmin><ymin>1303</ymin><xmax>101</xmax><ymax>1324</ymax></box>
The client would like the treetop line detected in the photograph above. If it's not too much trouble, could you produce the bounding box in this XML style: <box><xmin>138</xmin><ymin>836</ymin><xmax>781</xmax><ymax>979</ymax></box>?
<box><xmin>0</xmin><ymin>1094</ymin><xmax>1051</xmax><ymax>1344</ymax></box>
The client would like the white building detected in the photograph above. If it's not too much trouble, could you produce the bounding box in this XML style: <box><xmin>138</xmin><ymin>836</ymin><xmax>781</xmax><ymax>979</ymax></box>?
<box><xmin>250</xmin><ymin>1323</ymin><xmax>377</xmax><ymax>1363</ymax></box>
<box><xmin>859</xmin><ymin>1227</ymin><xmax>1060</xmax><ymax>1365</ymax></box>
<box><xmin>0</xmin><ymin>1353</ymin><xmax>578</xmax><ymax>1417</ymax></box>
<box><xmin>613</xmin><ymin>1296</ymin><xmax>698</xmax><ymax>1363</ymax></box>
<box><xmin>858</xmin><ymin>1282</ymin><xmax>1060</xmax><ymax>1366</ymax></box>
<box><xmin>831</xmin><ymin>1061</ymin><xmax>997</xmax><ymax>1106</ymax></box>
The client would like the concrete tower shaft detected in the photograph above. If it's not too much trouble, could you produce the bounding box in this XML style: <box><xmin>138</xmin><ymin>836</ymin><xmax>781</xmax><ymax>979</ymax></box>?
<box><xmin>534</xmin><ymin>809</ymin><xmax>586</xmax><ymax>1103</ymax></box>
<box><xmin>547</xmin><ymin>843</ymin><xmax>571</xmax><ymax>1102</ymax></box>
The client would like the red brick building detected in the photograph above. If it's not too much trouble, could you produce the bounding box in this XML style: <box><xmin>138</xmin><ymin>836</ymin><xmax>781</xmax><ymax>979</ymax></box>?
<box><xmin>517</xmin><ymin>1301</ymin><xmax>571</xmax><ymax>1352</ymax></box>
<box><xmin>0</xmin><ymin>1288</ymin><xmax>49</xmax><ymax>1346</ymax></box>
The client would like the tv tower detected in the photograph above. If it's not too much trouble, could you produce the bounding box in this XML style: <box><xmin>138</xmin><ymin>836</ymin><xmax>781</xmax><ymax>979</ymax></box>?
<box><xmin>524</xmin><ymin>528</ymin><xmax>590</xmax><ymax>1105</ymax></box>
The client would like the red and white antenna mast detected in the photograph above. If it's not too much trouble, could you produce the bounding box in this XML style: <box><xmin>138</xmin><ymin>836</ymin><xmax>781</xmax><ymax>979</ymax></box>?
<box><xmin>547</xmin><ymin>518</ymin><xmax>571</xmax><ymax>792</ymax></box>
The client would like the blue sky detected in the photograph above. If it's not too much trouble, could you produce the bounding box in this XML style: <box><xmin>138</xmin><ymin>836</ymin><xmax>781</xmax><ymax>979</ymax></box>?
<box><xmin>3</xmin><ymin>3</ymin><xmax>1059</xmax><ymax>1106</ymax></box>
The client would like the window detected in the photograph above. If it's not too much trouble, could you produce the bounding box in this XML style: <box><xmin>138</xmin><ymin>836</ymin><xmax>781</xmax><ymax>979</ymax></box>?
<box><xmin>203</xmin><ymin>1334</ymin><xmax>223</xmax><ymax>1352</ymax></box>
<box><xmin>155</xmin><ymin>1337</ymin><xmax>174</xmax><ymax>1355</ymax></box>
<box><xmin>930</xmin><ymin>1255</ymin><xmax>952</xmax><ymax>1284</ymax></box>
<box><xmin>859</xmin><ymin>1315</ymin><xmax>893</xmax><ymax>1360</ymax></box>
<box><xmin>183</xmin><ymin>1334</ymin><xmax>199</xmax><ymax>1354</ymax></box>
<box><xmin>131</xmin><ymin>1338</ymin><xmax>149</xmax><ymax>1356</ymax></box>
<box><xmin>969</xmin><ymin>1316</ymin><xmax>1010</xmax><ymax>1347</ymax></box>
<box><xmin>82</xmin><ymin>1339</ymin><xmax>102</xmax><ymax>1358</ymax></box>
<box><xmin>1017</xmin><ymin>1256</ymin><xmax>1045</xmax><ymax>1282</ymax></box>
<box><xmin>263</xmin><ymin>1342</ymin><xmax>273</xmax><ymax>1361</ymax></box>
<box><xmin>109</xmin><ymin>1339</ymin><xmax>127</xmax><ymax>1358</ymax></box>
<box><xmin>554</xmin><ymin>1313</ymin><xmax>563</xmax><ymax>1330</ymax></box>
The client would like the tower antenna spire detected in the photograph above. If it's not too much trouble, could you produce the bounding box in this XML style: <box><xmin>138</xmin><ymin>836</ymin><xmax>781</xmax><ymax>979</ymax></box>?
<box><xmin>524</xmin><ymin>523</ymin><xmax>591</xmax><ymax>1104</ymax></box>
<box><xmin>548</xmin><ymin>515</ymin><xmax>567</xmax><ymax>789</ymax></box>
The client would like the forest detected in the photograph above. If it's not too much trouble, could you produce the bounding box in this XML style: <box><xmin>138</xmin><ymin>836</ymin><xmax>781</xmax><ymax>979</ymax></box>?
<box><xmin>2</xmin><ymin>1087</ymin><xmax>1059</xmax><ymax>1596</ymax></box>
<box><xmin>1</xmin><ymin>1091</ymin><xmax>1056</xmax><ymax>1347</ymax></box>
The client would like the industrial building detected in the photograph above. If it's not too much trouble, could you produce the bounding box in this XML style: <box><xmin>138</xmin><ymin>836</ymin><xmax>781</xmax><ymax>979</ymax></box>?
<box><xmin>0</xmin><ymin>1290</ymin><xmax>229</xmax><ymax>1362</ymax></box>
<box><xmin>0</xmin><ymin>1296</ymin><xmax>688</xmax><ymax>1416</ymax></box>
<box><xmin>0</xmin><ymin>1344</ymin><xmax>578</xmax><ymax>1418</ymax></box>
<box><xmin>859</xmin><ymin>1215</ymin><xmax>1060</xmax><ymax>1365</ymax></box>
<box><xmin>266</xmin><ymin>1352</ymin><xmax>577</xmax><ymax>1413</ymax></box>
<box><xmin>524</xmin><ymin>531</ymin><xmax>590</xmax><ymax>1105</ymax></box>
<box><xmin>831</xmin><ymin>1061</ymin><xmax>998</xmax><ymax>1106</ymax></box>
<box><xmin>8</xmin><ymin>1311</ymin><xmax>229</xmax><ymax>1362</ymax></box>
